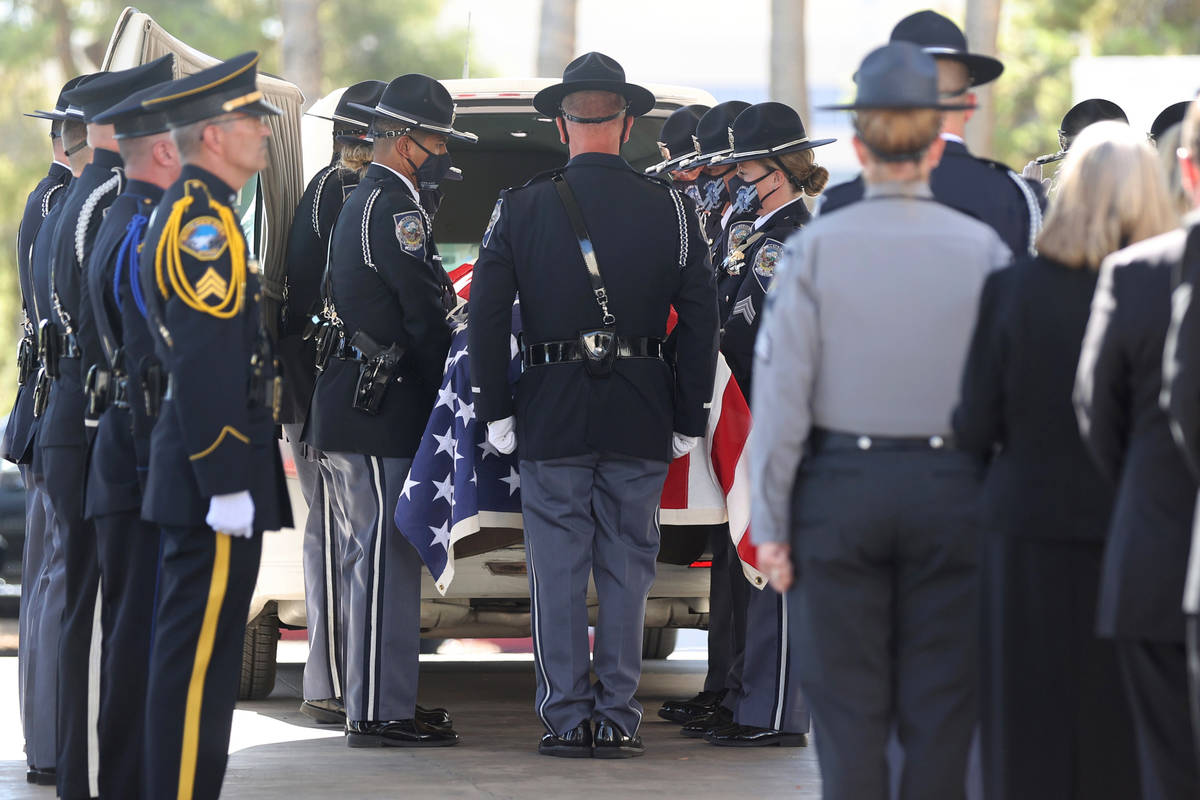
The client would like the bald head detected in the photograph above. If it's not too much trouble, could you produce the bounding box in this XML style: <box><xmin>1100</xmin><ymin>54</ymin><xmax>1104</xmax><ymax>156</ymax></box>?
<box><xmin>556</xmin><ymin>90</ymin><xmax>634</xmax><ymax>157</ymax></box>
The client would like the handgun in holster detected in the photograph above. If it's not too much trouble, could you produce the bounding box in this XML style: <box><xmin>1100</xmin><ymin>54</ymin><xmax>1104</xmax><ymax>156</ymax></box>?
<box><xmin>312</xmin><ymin>320</ymin><xmax>341</xmax><ymax>374</ymax></box>
<box><xmin>349</xmin><ymin>330</ymin><xmax>404</xmax><ymax>416</ymax></box>
<box><xmin>32</xmin><ymin>368</ymin><xmax>50</xmax><ymax>418</ymax></box>
<box><xmin>16</xmin><ymin>333</ymin><xmax>36</xmax><ymax>386</ymax></box>
<box><xmin>141</xmin><ymin>359</ymin><xmax>164</xmax><ymax>418</ymax></box>
<box><xmin>39</xmin><ymin>319</ymin><xmax>60</xmax><ymax>380</ymax></box>
<box><xmin>84</xmin><ymin>365</ymin><xmax>111</xmax><ymax>419</ymax></box>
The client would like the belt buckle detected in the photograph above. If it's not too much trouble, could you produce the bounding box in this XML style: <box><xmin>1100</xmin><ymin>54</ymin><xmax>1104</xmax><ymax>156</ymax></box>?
<box><xmin>579</xmin><ymin>328</ymin><xmax>617</xmax><ymax>378</ymax></box>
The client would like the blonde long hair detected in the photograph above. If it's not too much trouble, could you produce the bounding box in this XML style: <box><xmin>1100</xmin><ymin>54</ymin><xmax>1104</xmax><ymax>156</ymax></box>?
<box><xmin>1037</xmin><ymin>121</ymin><xmax>1177</xmax><ymax>270</ymax></box>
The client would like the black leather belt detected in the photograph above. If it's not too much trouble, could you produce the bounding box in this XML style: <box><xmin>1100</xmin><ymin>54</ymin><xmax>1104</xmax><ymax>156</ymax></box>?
<box><xmin>522</xmin><ymin>336</ymin><xmax>664</xmax><ymax>368</ymax></box>
<box><xmin>811</xmin><ymin>428</ymin><xmax>956</xmax><ymax>453</ymax></box>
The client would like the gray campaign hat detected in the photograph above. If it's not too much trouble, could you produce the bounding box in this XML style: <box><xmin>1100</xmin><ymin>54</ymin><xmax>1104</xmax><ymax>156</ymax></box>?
<box><xmin>822</xmin><ymin>42</ymin><xmax>975</xmax><ymax>112</ymax></box>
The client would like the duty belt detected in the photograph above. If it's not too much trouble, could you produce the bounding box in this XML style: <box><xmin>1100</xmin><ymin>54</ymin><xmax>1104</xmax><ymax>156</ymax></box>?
<box><xmin>811</xmin><ymin>428</ymin><xmax>956</xmax><ymax>453</ymax></box>
<box><xmin>522</xmin><ymin>336</ymin><xmax>664</xmax><ymax>369</ymax></box>
<box><xmin>58</xmin><ymin>332</ymin><xmax>80</xmax><ymax>360</ymax></box>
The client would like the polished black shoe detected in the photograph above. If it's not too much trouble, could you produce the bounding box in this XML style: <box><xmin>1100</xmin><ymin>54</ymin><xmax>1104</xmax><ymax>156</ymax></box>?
<box><xmin>26</xmin><ymin>767</ymin><xmax>56</xmax><ymax>785</ymax></box>
<box><xmin>657</xmin><ymin>688</ymin><xmax>726</xmax><ymax>724</ymax></box>
<box><xmin>345</xmin><ymin>718</ymin><xmax>460</xmax><ymax>747</ymax></box>
<box><xmin>704</xmin><ymin>723</ymin><xmax>808</xmax><ymax>747</ymax></box>
<box><xmin>537</xmin><ymin>720</ymin><xmax>594</xmax><ymax>758</ymax></box>
<box><xmin>416</xmin><ymin>704</ymin><xmax>452</xmax><ymax>727</ymax></box>
<box><xmin>592</xmin><ymin>718</ymin><xmax>644</xmax><ymax>759</ymax></box>
<box><xmin>300</xmin><ymin>697</ymin><xmax>345</xmax><ymax>725</ymax></box>
<box><xmin>680</xmin><ymin>704</ymin><xmax>733</xmax><ymax>738</ymax></box>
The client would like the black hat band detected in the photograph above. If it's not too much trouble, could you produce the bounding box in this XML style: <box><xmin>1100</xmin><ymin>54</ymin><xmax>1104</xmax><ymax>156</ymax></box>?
<box><xmin>372</xmin><ymin>104</ymin><xmax>456</xmax><ymax>134</ymax></box>
<box><xmin>560</xmin><ymin>105</ymin><xmax>628</xmax><ymax>124</ymax></box>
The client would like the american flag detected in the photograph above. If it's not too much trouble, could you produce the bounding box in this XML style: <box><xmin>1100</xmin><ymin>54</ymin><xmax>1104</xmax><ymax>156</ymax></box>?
<box><xmin>394</xmin><ymin>264</ymin><xmax>764</xmax><ymax>594</ymax></box>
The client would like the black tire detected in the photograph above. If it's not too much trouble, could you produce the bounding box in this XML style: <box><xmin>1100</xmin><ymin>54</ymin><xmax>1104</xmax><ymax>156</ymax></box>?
<box><xmin>641</xmin><ymin>627</ymin><xmax>678</xmax><ymax>660</ymax></box>
<box><xmin>239</xmin><ymin>602</ymin><xmax>280</xmax><ymax>701</ymax></box>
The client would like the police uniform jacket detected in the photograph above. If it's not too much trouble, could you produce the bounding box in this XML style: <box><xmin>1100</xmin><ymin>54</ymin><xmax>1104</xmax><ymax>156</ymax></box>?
<box><xmin>277</xmin><ymin>156</ymin><xmax>359</xmax><ymax>426</ymax></box>
<box><xmin>719</xmin><ymin>198</ymin><xmax>809</xmax><ymax>401</ymax></box>
<box><xmin>304</xmin><ymin>162</ymin><xmax>454</xmax><ymax>458</ymax></box>
<box><xmin>818</xmin><ymin>138</ymin><xmax>1041</xmax><ymax>258</ymax></box>
<box><xmin>138</xmin><ymin>165</ymin><xmax>289</xmax><ymax>531</ymax></box>
<box><xmin>468</xmin><ymin>152</ymin><xmax>720</xmax><ymax>463</ymax></box>
<box><xmin>82</xmin><ymin>180</ymin><xmax>162</xmax><ymax>519</ymax></box>
<box><xmin>1075</xmin><ymin>228</ymin><xmax>1199</xmax><ymax>642</ymax></box>
<box><xmin>40</xmin><ymin>146</ymin><xmax>125</xmax><ymax>451</ymax></box>
<box><xmin>3</xmin><ymin>163</ymin><xmax>72</xmax><ymax>465</ymax></box>
<box><xmin>22</xmin><ymin>201</ymin><xmax>70</xmax><ymax>474</ymax></box>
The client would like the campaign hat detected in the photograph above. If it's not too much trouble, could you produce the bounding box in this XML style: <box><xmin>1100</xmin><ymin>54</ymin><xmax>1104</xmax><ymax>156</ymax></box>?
<box><xmin>532</xmin><ymin>52</ymin><xmax>655</xmax><ymax>119</ymax></box>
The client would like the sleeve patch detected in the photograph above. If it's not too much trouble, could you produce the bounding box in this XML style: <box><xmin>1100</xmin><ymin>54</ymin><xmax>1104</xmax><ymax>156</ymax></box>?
<box><xmin>394</xmin><ymin>211</ymin><xmax>425</xmax><ymax>253</ymax></box>
<box><xmin>482</xmin><ymin>198</ymin><xmax>503</xmax><ymax>249</ymax></box>
<box><xmin>179</xmin><ymin>216</ymin><xmax>229</xmax><ymax>261</ymax></box>
<box><xmin>194</xmin><ymin>267</ymin><xmax>230</xmax><ymax>302</ymax></box>
<box><xmin>753</xmin><ymin>239</ymin><xmax>784</xmax><ymax>279</ymax></box>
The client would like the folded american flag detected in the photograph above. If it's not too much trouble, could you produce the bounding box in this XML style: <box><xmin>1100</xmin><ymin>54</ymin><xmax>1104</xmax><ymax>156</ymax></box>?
<box><xmin>394</xmin><ymin>264</ymin><xmax>764</xmax><ymax>594</ymax></box>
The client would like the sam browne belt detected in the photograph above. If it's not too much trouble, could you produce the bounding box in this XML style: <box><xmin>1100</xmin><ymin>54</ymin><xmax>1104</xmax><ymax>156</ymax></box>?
<box><xmin>522</xmin><ymin>336</ymin><xmax>664</xmax><ymax>369</ymax></box>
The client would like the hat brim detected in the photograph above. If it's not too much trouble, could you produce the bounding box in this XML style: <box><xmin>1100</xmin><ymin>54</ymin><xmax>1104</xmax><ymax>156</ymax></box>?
<box><xmin>25</xmin><ymin>109</ymin><xmax>66</xmax><ymax>121</ymax></box>
<box><xmin>923</xmin><ymin>50</ymin><xmax>1004</xmax><ymax>87</ymax></box>
<box><xmin>532</xmin><ymin>80</ymin><xmax>656</xmax><ymax>118</ymax></box>
<box><xmin>646</xmin><ymin>151</ymin><xmax>703</xmax><ymax>176</ymax></box>
<box><xmin>711</xmin><ymin>137</ymin><xmax>837</xmax><ymax>166</ymax></box>
<box><xmin>821</xmin><ymin>99</ymin><xmax>975</xmax><ymax>112</ymax></box>
<box><xmin>348</xmin><ymin>102</ymin><xmax>478</xmax><ymax>143</ymax></box>
<box><xmin>238</xmin><ymin>98</ymin><xmax>284</xmax><ymax>117</ymax></box>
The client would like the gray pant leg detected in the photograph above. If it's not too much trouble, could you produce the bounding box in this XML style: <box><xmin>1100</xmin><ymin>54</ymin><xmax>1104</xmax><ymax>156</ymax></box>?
<box><xmin>284</xmin><ymin>425</ymin><xmax>340</xmax><ymax>703</ymax></box>
<box><xmin>590</xmin><ymin>454</ymin><xmax>669</xmax><ymax>736</ymax></box>
<box><xmin>21</xmin><ymin>472</ymin><xmax>63</xmax><ymax>770</ymax></box>
<box><xmin>706</xmin><ymin>525</ymin><xmax>749</xmax><ymax>694</ymax></box>
<box><xmin>323</xmin><ymin>451</ymin><xmax>419</xmax><ymax>722</ymax></box>
<box><xmin>18</xmin><ymin>467</ymin><xmax>45</xmax><ymax>756</ymax></box>
<box><xmin>732</xmin><ymin>584</ymin><xmax>810</xmax><ymax>733</ymax></box>
<box><xmin>521</xmin><ymin>455</ymin><xmax>600</xmax><ymax>736</ymax></box>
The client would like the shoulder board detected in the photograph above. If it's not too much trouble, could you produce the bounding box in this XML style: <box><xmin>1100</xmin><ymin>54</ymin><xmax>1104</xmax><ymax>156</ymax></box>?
<box><xmin>638</xmin><ymin>171</ymin><xmax>673</xmax><ymax>189</ymax></box>
<box><xmin>76</xmin><ymin>168</ymin><xmax>124</xmax><ymax>266</ymax></box>
<box><xmin>513</xmin><ymin>167</ymin><xmax>564</xmax><ymax>192</ymax></box>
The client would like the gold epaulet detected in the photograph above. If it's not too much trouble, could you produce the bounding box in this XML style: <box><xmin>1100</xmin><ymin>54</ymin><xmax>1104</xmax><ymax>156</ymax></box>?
<box><xmin>155</xmin><ymin>179</ymin><xmax>246</xmax><ymax>319</ymax></box>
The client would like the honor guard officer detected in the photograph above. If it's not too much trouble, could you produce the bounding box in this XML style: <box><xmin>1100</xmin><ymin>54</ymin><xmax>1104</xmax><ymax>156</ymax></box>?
<box><xmin>821</xmin><ymin>10</ymin><xmax>1044</xmax><ymax>258</ymax></box>
<box><xmin>279</xmin><ymin>79</ymin><xmax>385</xmax><ymax>726</ymax></box>
<box><xmin>683</xmin><ymin>101</ymin><xmax>832</xmax><ymax>749</ymax></box>
<box><xmin>304</xmin><ymin>72</ymin><xmax>470</xmax><ymax>748</ymax></box>
<box><xmin>752</xmin><ymin>43</ymin><xmax>1010</xmax><ymax>799</ymax></box>
<box><xmin>81</xmin><ymin>81</ymin><xmax>182</xmax><ymax>799</ymax></box>
<box><xmin>8</xmin><ymin>73</ymin><xmax>85</xmax><ymax>788</ymax></box>
<box><xmin>469</xmin><ymin>51</ymin><xmax>719</xmax><ymax>758</ymax></box>
<box><xmin>135</xmin><ymin>53</ymin><xmax>292</xmax><ymax>799</ymax></box>
<box><xmin>40</xmin><ymin>55</ymin><xmax>174</xmax><ymax>800</ymax></box>
<box><xmin>657</xmin><ymin>98</ymin><xmax>754</xmax><ymax>730</ymax></box>
<box><xmin>1028</xmin><ymin>98</ymin><xmax>1129</xmax><ymax>175</ymax></box>
<box><xmin>645</xmin><ymin>104</ymin><xmax>710</xmax><ymax>200</ymax></box>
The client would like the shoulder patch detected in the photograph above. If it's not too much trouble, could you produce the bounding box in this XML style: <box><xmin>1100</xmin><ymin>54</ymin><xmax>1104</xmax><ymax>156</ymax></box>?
<box><xmin>729</xmin><ymin>221</ymin><xmax>754</xmax><ymax>251</ymax></box>
<box><xmin>753</xmin><ymin>239</ymin><xmax>784</xmax><ymax>279</ymax></box>
<box><xmin>179</xmin><ymin>217</ymin><xmax>230</xmax><ymax>261</ymax></box>
<box><xmin>394</xmin><ymin>210</ymin><xmax>425</xmax><ymax>253</ymax></box>
<box><xmin>482</xmin><ymin>197</ymin><xmax>503</xmax><ymax>249</ymax></box>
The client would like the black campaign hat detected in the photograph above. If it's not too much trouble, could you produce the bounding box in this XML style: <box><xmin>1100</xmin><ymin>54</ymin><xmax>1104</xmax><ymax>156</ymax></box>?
<box><xmin>61</xmin><ymin>55</ymin><xmax>176</xmax><ymax>123</ymax></box>
<box><xmin>92</xmin><ymin>81</ymin><xmax>174</xmax><ymax>139</ymax></box>
<box><xmin>533</xmin><ymin>52</ymin><xmax>656</xmax><ymax>118</ymax></box>
<box><xmin>26</xmin><ymin>74</ymin><xmax>97</xmax><ymax>121</ymax></box>
<box><xmin>712</xmin><ymin>102</ymin><xmax>835</xmax><ymax>166</ymax></box>
<box><xmin>890</xmin><ymin>10</ymin><xmax>1004</xmax><ymax>87</ymax></box>
<box><xmin>307</xmin><ymin>80</ymin><xmax>387</xmax><ymax>134</ymax></box>
<box><xmin>349</xmin><ymin>73</ymin><xmax>477</xmax><ymax>143</ymax></box>
<box><xmin>142</xmin><ymin>52</ymin><xmax>282</xmax><ymax>128</ymax></box>
<box><xmin>821</xmin><ymin>42</ymin><xmax>975</xmax><ymax>112</ymax></box>
<box><xmin>1060</xmin><ymin>98</ymin><xmax>1128</xmax><ymax>138</ymax></box>
<box><xmin>645</xmin><ymin>104</ymin><xmax>710</xmax><ymax>175</ymax></box>
<box><xmin>686</xmin><ymin>100</ymin><xmax>751</xmax><ymax>168</ymax></box>
<box><xmin>1151</xmin><ymin>101</ymin><xmax>1192</xmax><ymax>141</ymax></box>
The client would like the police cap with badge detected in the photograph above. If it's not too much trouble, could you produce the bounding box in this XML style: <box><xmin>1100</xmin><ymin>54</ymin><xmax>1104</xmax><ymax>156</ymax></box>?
<box><xmin>889</xmin><ymin>9</ymin><xmax>1004</xmax><ymax>87</ymax></box>
<box><xmin>142</xmin><ymin>51</ymin><xmax>282</xmax><ymax>127</ymax></box>
<box><xmin>27</xmin><ymin>73</ymin><xmax>99</xmax><ymax>122</ymax></box>
<box><xmin>61</xmin><ymin>55</ymin><xmax>177</xmax><ymax>124</ymax></box>
<box><xmin>646</xmin><ymin>104</ymin><xmax>710</xmax><ymax>176</ymax></box>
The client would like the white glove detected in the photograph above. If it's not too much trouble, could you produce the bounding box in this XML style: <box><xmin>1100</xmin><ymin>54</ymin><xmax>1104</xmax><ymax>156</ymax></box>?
<box><xmin>1021</xmin><ymin>160</ymin><xmax>1043</xmax><ymax>182</ymax></box>
<box><xmin>206</xmin><ymin>490</ymin><xmax>255</xmax><ymax>539</ymax></box>
<box><xmin>672</xmin><ymin>433</ymin><xmax>700</xmax><ymax>459</ymax></box>
<box><xmin>487</xmin><ymin>416</ymin><xmax>517</xmax><ymax>455</ymax></box>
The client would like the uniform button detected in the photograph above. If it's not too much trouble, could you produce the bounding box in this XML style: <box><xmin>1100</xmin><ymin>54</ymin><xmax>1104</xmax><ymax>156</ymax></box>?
<box><xmin>930</xmin><ymin>435</ymin><xmax>944</xmax><ymax>449</ymax></box>
<box><xmin>857</xmin><ymin>436</ymin><xmax>871</xmax><ymax>450</ymax></box>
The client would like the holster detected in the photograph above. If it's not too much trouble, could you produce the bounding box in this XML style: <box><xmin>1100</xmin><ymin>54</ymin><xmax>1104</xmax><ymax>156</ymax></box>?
<box><xmin>249</xmin><ymin>331</ymin><xmax>281</xmax><ymax>423</ymax></box>
<box><xmin>349</xmin><ymin>330</ymin><xmax>404</xmax><ymax>416</ymax></box>
<box><xmin>84</xmin><ymin>365</ymin><xmax>111</xmax><ymax>419</ymax></box>
<box><xmin>312</xmin><ymin>321</ymin><xmax>340</xmax><ymax>374</ymax></box>
<box><xmin>16</xmin><ymin>333</ymin><xmax>36</xmax><ymax>387</ymax></box>
<box><xmin>141</xmin><ymin>359</ymin><xmax>164</xmax><ymax>418</ymax></box>
<box><xmin>39</xmin><ymin>319</ymin><xmax>60</xmax><ymax>380</ymax></box>
<box><xmin>32</xmin><ymin>367</ymin><xmax>50</xmax><ymax>418</ymax></box>
<box><xmin>579</xmin><ymin>327</ymin><xmax>619</xmax><ymax>378</ymax></box>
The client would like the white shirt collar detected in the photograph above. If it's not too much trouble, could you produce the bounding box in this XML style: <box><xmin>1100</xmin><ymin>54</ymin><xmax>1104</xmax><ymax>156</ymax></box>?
<box><xmin>374</xmin><ymin>162</ymin><xmax>420</xmax><ymax>203</ymax></box>
<box><xmin>754</xmin><ymin>196</ymin><xmax>805</xmax><ymax>230</ymax></box>
<box><xmin>721</xmin><ymin>205</ymin><xmax>734</xmax><ymax>229</ymax></box>
<box><xmin>52</xmin><ymin>159</ymin><xmax>70</xmax><ymax>170</ymax></box>
<box><xmin>941</xmin><ymin>132</ymin><xmax>965</xmax><ymax>145</ymax></box>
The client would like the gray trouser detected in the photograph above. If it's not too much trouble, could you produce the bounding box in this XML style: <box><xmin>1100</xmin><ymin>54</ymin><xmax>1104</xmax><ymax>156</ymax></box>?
<box><xmin>791</xmin><ymin>449</ymin><xmax>980</xmax><ymax>800</ymax></box>
<box><xmin>18</xmin><ymin>467</ymin><xmax>62</xmax><ymax>769</ymax></box>
<box><xmin>283</xmin><ymin>425</ymin><xmax>342</xmax><ymax>703</ymax></box>
<box><xmin>521</xmin><ymin>453</ymin><xmax>670</xmax><ymax>738</ymax></box>
<box><xmin>322</xmin><ymin>451</ymin><xmax>420</xmax><ymax>722</ymax></box>
<box><xmin>725</xmin><ymin>584</ymin><xmax>810</xmax><ymax>733</ymax></box>
<box><xmin>705</xmin><ymin>524</ymin><xmax>749</xmax><ymax>694</ymax></box>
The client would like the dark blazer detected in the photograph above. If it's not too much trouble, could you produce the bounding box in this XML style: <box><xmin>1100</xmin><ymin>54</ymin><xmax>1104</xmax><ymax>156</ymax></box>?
<box><xmin>305</xmin><ymin>163</ymin><xmax>455</xmax><ymax>458</ymax></box>
<box><xmin>954</xmin><ymin>256</ymin><xmax>1113</xmax><ymax>540</ymax></box>
<box><xmin>818</xmin><ymin>139</ymin><xmax>1043</xmax><ymax>259</ymax></box>
<box><xmin>1075</xmin><ymin>229</ymin><xmax>1198</xmax><ymax>641</ymax></box>
<box><xmin>469</xmin><ymin>152</ymin><xmax>719</xmax><ymax>463</ymax></box>
<box><xmin>277</xmin><ymin>157</ymin><xmax>359</xmax><ymax>426</ymax></box>
<box><xmin>1163</xmin><ymin>219</ymin><xmax>1200</xmax><ymax>478</ymax></box>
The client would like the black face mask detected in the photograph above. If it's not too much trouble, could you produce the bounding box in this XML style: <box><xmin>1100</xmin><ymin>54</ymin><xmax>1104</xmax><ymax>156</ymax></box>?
<box><xmin>697</xmin><ymin>169</ymin><xmax>731</xmax><ymax>213</ymax></box>
<box><xmin>419</xmin><ymin>187</ymin><xmax>445</xmax><ymax>219</ymax></box>
<box><xmin>406</xmin><ymin>135</ymin><xmax>454</xmax><ymax>193</ymax></box>
<box><xmin>727</xmin><ymin>170</ymin><xmax>780</xmax><ymax>215</ymax></box>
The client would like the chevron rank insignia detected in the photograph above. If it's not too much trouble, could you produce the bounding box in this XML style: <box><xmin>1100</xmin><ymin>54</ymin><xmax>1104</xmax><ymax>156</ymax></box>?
<box><xmin>394</xmin><ymin>211</ymin><xmax>425</xmax><ymax>253</ymax></box>
<box><xmin>179</xmin><ymin>216</ymin><xmax>228</xmax><ymax>261</ymax></box>
<box><xmin>733</xmin><ymin>295</ymin><xmax>756</xmax><ymax>325</ymax></box>
<box><xmin>728</xmin><ymin>221</ymin><xmax>753</xmax><ymax>250</ymax></box>
<box><xmin>481</xmin><ymin>198</ymin><xmax>503</xmax><ymax>249</ymax></box>
<box><xmin>195</xmin><ymin>267</ymin><xmax>230</xmax><ymax>302</ymax></box>
<box><xmin>753</xmin><ymin>239</ymin><xmax>783</xmax><ymax>280</ymax></box>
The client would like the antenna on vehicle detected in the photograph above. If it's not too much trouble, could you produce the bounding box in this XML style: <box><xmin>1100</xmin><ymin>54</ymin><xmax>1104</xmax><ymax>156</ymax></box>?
<box><xmin>462</xmin><ymin>12</ymin><xmax>472</xmax><ymax>79</ymax></box>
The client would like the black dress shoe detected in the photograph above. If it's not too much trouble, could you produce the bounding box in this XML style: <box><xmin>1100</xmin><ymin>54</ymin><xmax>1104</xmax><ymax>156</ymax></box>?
<box><xmin>592</xmin><ymin>718</ymin><xmax>644</xmax><ymax>759</ymax></box>
<box><xmin>657</xmin><ymin>688</ymin><xmax>726</xmax><ymax>724</ymax></box>
<box><xmin>26</xmin><ymin>767</ymin><xmax>56</xmax><ymax>785</ymax></box>
<box><xmin>300</xmin><ymin>697</ymin><xmax>345</xmax><ymax>725</ymax></box>
<box><xmin>538</xmin><ymin>720</ymin><xmax>593</xmax><ymax>758</ymax></box>
<box><xmin>416</xmin><ymin>704</ymin><xmax>452</xmax><ymax>727</ymax></box>
<box><xmin>345</xmin><ymin>718</ymin><xmax>460</xmax><ymax>747</ymax></box>
<box><xmin>704</xmin><ymin>723</ymin><xmax>808</xmax><ymax>747</ymax></box>
<box><xmin>680</xmin><ymin>704</ymin><xmax>733</xmax><ymax>738</ymax></box>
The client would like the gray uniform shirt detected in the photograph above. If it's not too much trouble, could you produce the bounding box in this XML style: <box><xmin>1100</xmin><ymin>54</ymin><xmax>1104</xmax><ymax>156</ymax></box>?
<box><xmin>749</xmin><ymin>180</ymin><xmax>1012</xmax><ymax>545</ymax></box>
